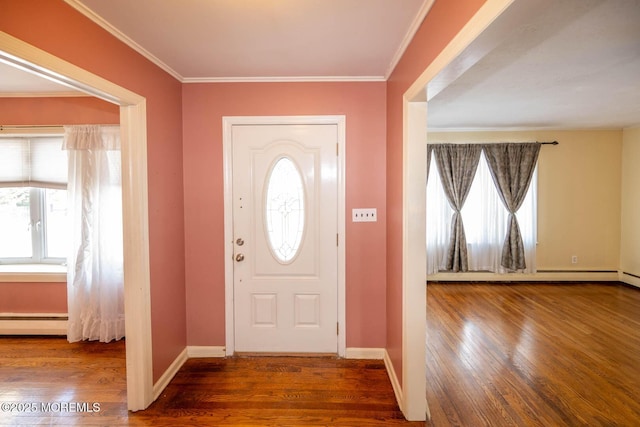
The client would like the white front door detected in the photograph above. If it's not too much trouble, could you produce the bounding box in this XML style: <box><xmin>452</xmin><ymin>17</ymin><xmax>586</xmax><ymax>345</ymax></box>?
<box><xmin>231</xmin><ymin>123</ymin><xmax>338</xmax><ymax>353</ymax></box>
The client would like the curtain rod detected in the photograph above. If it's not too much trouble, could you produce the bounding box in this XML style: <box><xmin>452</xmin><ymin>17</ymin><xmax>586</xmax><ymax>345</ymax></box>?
<box><xmin>539</xmin><ymin>141</ymin><xmax>559</xmax><ymax>145</ymax></box>
<box><xmin>1</xmin><ymin>125</ymin><xmax>64</xmax><ymax>130</ymax></box>
<box><xmin>1</xmin><ymin>125</ymin><xmax>117</xmax><ymax>130</ymax></box>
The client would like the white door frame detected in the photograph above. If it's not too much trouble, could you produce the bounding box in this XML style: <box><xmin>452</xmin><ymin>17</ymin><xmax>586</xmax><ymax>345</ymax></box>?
<box><xmin>0</xmin><ymin>31</ymin><xmax>153</xmax><ymax>411</ymax></box>
<box><xmin>223</xmin><ymin>115</ymin><xmax>346</xmax><ymax>357</ymax></box>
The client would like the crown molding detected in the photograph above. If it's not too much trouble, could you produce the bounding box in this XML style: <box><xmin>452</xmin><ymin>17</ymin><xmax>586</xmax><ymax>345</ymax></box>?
<box><xmin>385</xmin><ymin>0</ymin><xmax>435</xmax><ymax>79</ymax></box>
<box><xmin>64</xmin><ymin>0</ymin><xmax>184</xmax><ymax>82</ymax></box>
<box><xmin>183</xmin><ymin>75</ymin><xmax>386</xmax><ymax>84</ymax></box>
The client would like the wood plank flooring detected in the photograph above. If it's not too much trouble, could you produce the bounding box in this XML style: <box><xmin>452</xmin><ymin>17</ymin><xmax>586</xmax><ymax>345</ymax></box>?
<box><xmin>426</xmin><ymin>282</ymin><xmax>640</xmax><ymax>426</ymax></box>
<box><xmin>0</xmin><ymin>337</ymin><xmax>419</xmax><ymax>426</ymax></box>
<box><xmin>2</xmin><ymin>282</ymin><xmax>639</xmax><ymax>426</ymax></box>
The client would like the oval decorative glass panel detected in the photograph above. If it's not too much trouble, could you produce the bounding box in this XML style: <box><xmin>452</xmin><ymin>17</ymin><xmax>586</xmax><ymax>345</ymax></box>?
<box><xmin>264</xmin><ymin>157</ymin><xmax>306</xmax><ymax>263</ymax></box>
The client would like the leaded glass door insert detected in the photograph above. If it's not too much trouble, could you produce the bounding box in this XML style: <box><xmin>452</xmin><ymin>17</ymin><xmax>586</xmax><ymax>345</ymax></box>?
<box><xmin>264</xmin><ymin>157</ymin><xmax>306</xmax><ymax>263</ymax></box>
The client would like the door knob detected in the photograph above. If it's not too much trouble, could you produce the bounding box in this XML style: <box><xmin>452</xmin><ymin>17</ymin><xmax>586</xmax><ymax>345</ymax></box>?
<box><xmin>236</xmin><ymin>238</ymin><xmax>245</xmax><ymax>246</ymax></box>
<box><xmin>235</xmin><ymin>253</ymin><xmax>245</xmax><ymax>262</ymax></box>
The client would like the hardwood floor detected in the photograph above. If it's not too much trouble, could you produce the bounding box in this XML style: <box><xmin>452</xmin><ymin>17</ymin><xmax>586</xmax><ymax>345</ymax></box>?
<box><xmin>3</xmin><ymin>282</ymin><xmax>639</xmax><ymax>426</ymax></box>
<box><xmin>426</xmin><ymin>282</ymin><xmax>640</xmax><ymax>426</ymax></box>
<box><xmin>0</xmin><ymin>337</ymin><xmax>419</xmax><ymax>426</ymax></box>
<box><xmin>137</xmin><ymin>357</ymin><xmax>418</xmax><ymax>427</ymax></box>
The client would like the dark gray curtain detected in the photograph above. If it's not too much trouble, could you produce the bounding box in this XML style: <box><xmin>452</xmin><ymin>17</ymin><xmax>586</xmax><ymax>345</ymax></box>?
<box><xmin>483</xmin><ymin>143</ymin><xmax>541</xmax><ymax>271</ymax></box>
<box><xmin>433</xmin><ymin>144</ymin><xmax>482</xmax><ymax>272</ymax></box>
<box><xmin>426</xmin><ymin>145</ymin><xmax>433</xmax><ymax>183</ymax></box>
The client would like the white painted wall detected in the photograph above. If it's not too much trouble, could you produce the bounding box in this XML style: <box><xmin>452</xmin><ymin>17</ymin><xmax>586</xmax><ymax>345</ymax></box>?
<box><xmin>620</xmin><ymin>127</ymin><xmax>640</xmax><ymax>288</ymax></box>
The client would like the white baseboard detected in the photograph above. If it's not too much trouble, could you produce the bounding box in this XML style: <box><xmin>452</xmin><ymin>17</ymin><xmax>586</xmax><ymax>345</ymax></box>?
<box><xmin>153</xmin><ymin>346</ymin><xmax>224</xmax><ymax>401</ymax></box>
<box><xmin>383</xmin><ymin>349</ymin><xmax>404</xmax><ymax>414</ymax></box>
<box><xmin>0</xmin><ymin>313</ymin><xmax>67</xmax><ymax>335</ymax></box>
<box><xmin>153</xmin><ymin>347</ymin><xmax>188</xmax><ymax>401</ymax></box>
<box><xmin>345</xmin><ymin>347</ymin><xmax>385</xmax><ymax>359</ymax></box>
<box><xmin>619</xmin><ymin>272</ymin><xmax>640</xmax><ymax>289</ymax></box>
<box><xmin>187</xmin><ymin>346</ymin><xmax>226</xmax><ymax>358</ymax></box>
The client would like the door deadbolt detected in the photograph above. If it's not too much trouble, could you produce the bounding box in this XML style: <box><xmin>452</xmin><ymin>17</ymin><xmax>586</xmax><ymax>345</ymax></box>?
<box><xmin>235</xmin><ymin>253</ymin><xmax>245</xmax><ymax>262</ymax></box>
<box><xmin>236</xmin><ymin>238</ymin><xmax>244</xmax><ymax>246</ymax></box>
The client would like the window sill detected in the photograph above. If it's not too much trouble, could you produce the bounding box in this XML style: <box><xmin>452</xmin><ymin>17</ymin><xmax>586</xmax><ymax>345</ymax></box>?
<box><xmin>0</xmin><ymin>265</ymin><xmax>67</xmax><ymax>283</ymax></box>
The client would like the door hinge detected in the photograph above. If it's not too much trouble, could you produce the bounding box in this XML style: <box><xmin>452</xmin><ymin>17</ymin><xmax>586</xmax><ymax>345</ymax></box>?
<box><xmin>337</xmin><ymin>322</ymin><xmax>339</xmax><ymax>335</ymax></box>
<box><xmin>336</xmin><ymin>143</ymin><xmax>339</xmax><ymax>156</ymax></box>
<box><xmin>336</xmin><ymin>233</ymin><xmax>339</xmax><ymax>246</ymax></box>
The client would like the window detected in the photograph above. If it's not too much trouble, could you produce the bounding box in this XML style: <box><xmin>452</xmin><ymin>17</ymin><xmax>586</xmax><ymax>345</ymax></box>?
<box><xmin>0</xmin><ymin>135</ymin><xmax>67</xmax><ymax>265</ymax></box>
<box><xmin>427</xmin><ymin>150</ymin><xmax>537</xmax><ymax>274</ymax></box>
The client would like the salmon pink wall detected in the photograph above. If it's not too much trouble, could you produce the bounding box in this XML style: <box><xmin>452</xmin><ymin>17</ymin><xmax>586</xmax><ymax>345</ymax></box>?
<box><xmin>2</xmin><ymin>0</ymin><xmax>187</xmax><ymax>382</ymax></box>
<box><xmin>182</xmin><ymin>82</ymin><xmax>387</xmax><ymax>348</ymax></box>
<box><xmin>0</xmin><ymin>97</ymin><xmax>119</xmax><ymax>124</ymax></box>
<box><xmin>0</xmin><ymin>282</ymin><xmax>67</xmax><ymax>313</ymax></box>
<box><xmin>385</xmin><ymin>0</ymin><xmax>487</xmax><ymax>385</ymax></box>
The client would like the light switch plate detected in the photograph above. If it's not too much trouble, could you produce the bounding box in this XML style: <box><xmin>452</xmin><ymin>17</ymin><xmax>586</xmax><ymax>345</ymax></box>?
<box><xmin>352</xmin><ymin>208</ymin><xmax>377</xmax><ymax>222</ymax></box>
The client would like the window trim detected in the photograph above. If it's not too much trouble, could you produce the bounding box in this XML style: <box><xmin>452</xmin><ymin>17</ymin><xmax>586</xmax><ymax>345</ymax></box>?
<box><xmin>0</xmin><ymin>264</ymin><xmax>66</xmax><ymax>282</ymax></box>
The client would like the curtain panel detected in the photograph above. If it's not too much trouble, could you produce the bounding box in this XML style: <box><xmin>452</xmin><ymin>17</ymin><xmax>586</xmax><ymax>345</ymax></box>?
<box><xmin>482</xmin><ymin>143</ymin><xmax>541</xmax><ymax>271</ymax></box>
<box><xmin>426</xmin><ymin>145</ymin><xmax>433</xmax><ymax>183</ymax></box>
<box><xmin>432</xmin><ymin>144</ymin><xmax>482</xmax><ymax>272</ymax></box>
<box><xmin>64</xmin><ymin>125</ymin><xmax>124</xmax><ymax>343</ymax></box>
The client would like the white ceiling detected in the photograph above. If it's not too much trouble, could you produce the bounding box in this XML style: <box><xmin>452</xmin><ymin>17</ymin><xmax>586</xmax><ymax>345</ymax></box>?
<box><xmin>70</xmin><ymin>0</ymin><xmax>428</xmax><ymax>81</ymax></box>
<box><xmin>0</xmin><ymin>61</ymin><xmax>81</xmax><ymax>95</ymax></box>
<box><xmin>428</xmin><ymin>0</ymin><xmax>640</xmax><ymax>130</ymax></box>
<box><xmin>2</xmin><ymin>0</ymin><xmax>639</xmax><ymax>130</ymax></box>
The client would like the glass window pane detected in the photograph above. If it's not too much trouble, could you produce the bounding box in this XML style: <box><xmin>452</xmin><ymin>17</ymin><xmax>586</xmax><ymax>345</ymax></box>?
<box><xmin>0</xmin><ymin>188</ymin><xmax>32</xmax><ymax>258</ymax></box>
<box><xmin>44</xmin><ymin>189</ymin><xmax>68</xmax><ymax>260</ymax></box>
<box><xmin>265</xmin><ymin>157</ymin><xmax>305</xmax><ymax>263</ymax></box>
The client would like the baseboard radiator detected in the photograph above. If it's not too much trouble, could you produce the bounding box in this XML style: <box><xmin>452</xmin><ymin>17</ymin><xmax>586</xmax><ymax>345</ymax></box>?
<box><xmin>428</xmin><ymin>270</ymin><xmax>620</xmax><ymax>282</ymax></box>
<box><xmin>0</xmin><ymin>313</ymin><xmax>68</xmax><ymax>335</ymax></box>
<box><xmin>620</xmin><ymin>271</ymin><xmax>640</xmax><ymax>289</ymax></box>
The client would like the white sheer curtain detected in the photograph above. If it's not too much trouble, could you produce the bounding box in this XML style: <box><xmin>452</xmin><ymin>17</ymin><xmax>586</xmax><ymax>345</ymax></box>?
<box><xmin>427</xmin><ymin>150</ymin><xmax>537</xmax><ymax>274</ymax></box>
<box><xmin>64</xmin><ymin>125</ymin><xmax>124</xmax><ymax>343</ymax></box>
